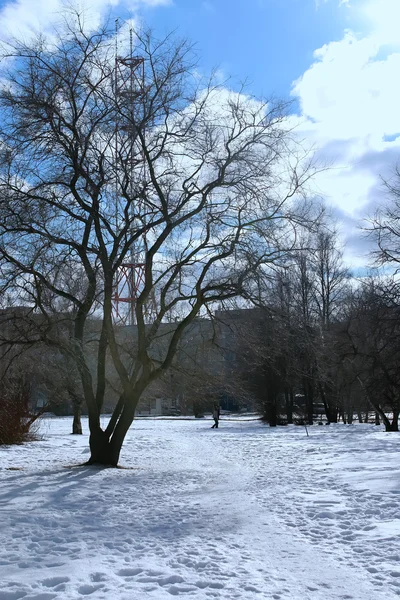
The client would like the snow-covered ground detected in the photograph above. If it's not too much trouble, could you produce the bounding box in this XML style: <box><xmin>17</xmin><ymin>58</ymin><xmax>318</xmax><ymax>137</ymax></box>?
<box><xmin>1</xmin><ymin>417</ymin><xmax>400</xmax><ymax>600</ymax></box>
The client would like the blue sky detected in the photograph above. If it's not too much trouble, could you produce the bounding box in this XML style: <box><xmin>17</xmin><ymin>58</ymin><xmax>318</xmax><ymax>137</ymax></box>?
<box><xmin>0</xmin><ymin>0</ymin><xmax>358</xmax><ymax>100</ymax></box>
<box><xmin>0</xmin><ymin>0</ymin><xmax>399</xmax><ymax>267</ymax></box>
<box><xmin>138</xmin><ymin>0</ymin><xmax>349</xmax><ymax>101</ymax></box>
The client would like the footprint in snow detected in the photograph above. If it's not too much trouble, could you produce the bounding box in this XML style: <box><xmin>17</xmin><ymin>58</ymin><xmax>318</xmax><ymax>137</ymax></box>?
<box><xmin>77</xmin><ymin>584</ymin><xmax>104</xmax><ymax>595</ymax></box>
<box><xmin>117</xmin><ymin>568</ymin><xmax>143</xmax><ymax>577</ymax></box>
<box><xmin>90</xmin><ymin>573</ymin><xmax>108</xmax><ymax>582</ymax></box>
<box><xmin>41</xmin><ymin>577</ymin><xmax>70</xmax><ymax>588</ymax></box>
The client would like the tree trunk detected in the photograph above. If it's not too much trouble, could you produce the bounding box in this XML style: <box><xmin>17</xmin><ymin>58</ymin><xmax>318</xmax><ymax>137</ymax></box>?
<box><xmin>72</xmin><ymin>403</ymin><xmax>83</xmax><ymax>435</ymax></box>
<box><xmin>303</xmin><ymin>379</ymin><xmax>314</xmax><ymax>425</ymax></box>
<box><xmin>357</xmin><ymin>410</ymin><xmax>363</xmax><ymax>423</ymax></box>
<box><xmin>347</xmin><ymin>405</ymin><xmax>353</xmax><ymax>424</ymax></box>
<box><xmin>375</xmin><ymin>412</ymin><xmax>380</xmax><ymax>426</ymax></box>
<box><xmin>262</xmin><ymin>388</ymin><xmax>277</xmax><ymax>426</ymax></box>
<box><xmin>87</xmin><ymin>427</ymin><xmax>120</xmax><ymax>466</ymax></box>
<box><xmin>285</xmin><ymin>389</ymin><xmax>293</xmax><ymax>424</ymax></box>
<box><xmin>319</xmin><ymin>382</ymin><xmax>332</xmax><ymax>424</ymax></box>
<box><xmin>329</xmin><ymin>409</ymin><xmax>338</xmax><ymax>423</ymax></box>
<box><xmin>269</xmin><ymin>400</ymin><xmax>277</xmax><ymax>427</ymax></box>
<box><xmin>390</xmin><ymin>410</ymin><xmax>399</xmax><ymax>431</ymax></box>
<box><xmin>86</xmin><ymin>399</ymin><xmax>137</xmax><ymax>466</ymax></box>
<box><xmin>262</xmin><ymin>401</ymin><xmax>277</xmax><ymax>426</ymax></box>
<box><xmin>320</xmin><ymin>382</ymin><xmax>338</xmax><ymax>423</ymax></box>
<box><xmin>376</xmin><ymin>410</ymin><xmax>391</xmax><ymax>431</ymax></box>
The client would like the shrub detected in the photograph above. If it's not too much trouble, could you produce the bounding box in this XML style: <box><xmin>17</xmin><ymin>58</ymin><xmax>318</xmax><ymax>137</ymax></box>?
<box><xmin>0</xmin><ymin>378</ymin><xmax>42</xmax><ymax>445</ymax></box>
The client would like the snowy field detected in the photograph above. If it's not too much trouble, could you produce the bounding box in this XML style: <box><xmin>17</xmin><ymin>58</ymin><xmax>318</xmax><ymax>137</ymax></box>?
<box><xmin>1</xmin><ymin>418</ymin><xmax>400</xmax><ymax>600</ymax></box>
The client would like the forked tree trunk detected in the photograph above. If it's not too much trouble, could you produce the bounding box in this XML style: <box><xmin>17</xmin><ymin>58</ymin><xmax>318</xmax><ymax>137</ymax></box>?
<box><xmin>86</xmin><ymin>399</ymin><xmax>137</xmax><ymax>466</ymax></box>
<box><xmin>87</xmin><ymin>428</ymin><xmax>121</xmax><ymax>466</ymax></box>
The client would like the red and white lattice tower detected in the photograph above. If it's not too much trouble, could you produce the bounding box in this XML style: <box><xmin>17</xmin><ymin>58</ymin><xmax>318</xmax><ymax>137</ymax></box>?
<box><xmin>112</xmin><ymin>23</ymin><xmax>146</xmax><ymax>326</ymax></box>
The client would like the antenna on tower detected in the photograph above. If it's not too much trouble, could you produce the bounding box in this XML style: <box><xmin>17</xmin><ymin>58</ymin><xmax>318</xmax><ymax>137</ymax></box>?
<box><xmin>112</xmin><ymin>21</ymin><xmax>147</xmax><ymax>327</ymax></box>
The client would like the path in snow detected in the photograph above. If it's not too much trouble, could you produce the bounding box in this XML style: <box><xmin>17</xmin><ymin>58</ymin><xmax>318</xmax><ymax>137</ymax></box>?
<box><xmin>0</xmin><ymin>418</ymin><xmax>399</xmax><ymax>599</ymax></box>
<box><xmin>225</xmin><ymin>422</ymin><xmax>400</xmax><ymax>597</ymax></box>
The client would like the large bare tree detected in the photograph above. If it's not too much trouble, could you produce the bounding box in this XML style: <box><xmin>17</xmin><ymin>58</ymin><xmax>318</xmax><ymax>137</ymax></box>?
<box><xmin>0</xmin><ymin>15</ymin><xmax>318</xmax><ymax>465</ymax></box>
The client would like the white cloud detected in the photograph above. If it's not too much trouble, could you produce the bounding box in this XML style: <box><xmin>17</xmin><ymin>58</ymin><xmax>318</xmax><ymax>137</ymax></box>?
<box><xmin>292</xmin><ymin>0</ymin><xmax>400</xmax><ymax>256</ymax></box>
<box><xmin>0</xmin><ymin>0</ymin><xmax>171</xmax><ymax>42</ymax></box>
<box><xmin>0</xmin><ymin>0</ymin><xmax>62</xmax><ymax>40</ymax></box>
<box><xmin>363</xmin><ymin>0</ymin><xmax>400</xmax><ymax>45</ymax></box>
<box><xmin>293</xmin><ymin>32</ymin><xmax>400</xmax><ymax>142</ymax></box>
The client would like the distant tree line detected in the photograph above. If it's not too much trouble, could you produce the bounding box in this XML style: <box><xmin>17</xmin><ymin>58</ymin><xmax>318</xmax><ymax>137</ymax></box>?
<box><xmin>221</xmin><ymin>193</ymin><xmax>400</xmax><ymax>431</ymax></box>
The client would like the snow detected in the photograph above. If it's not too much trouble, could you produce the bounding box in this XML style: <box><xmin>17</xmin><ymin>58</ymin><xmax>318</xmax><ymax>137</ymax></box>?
<box><xmin>1</xmin><ymin>418</ymin><xmax>400</xmax><ymax>599</ymax></box>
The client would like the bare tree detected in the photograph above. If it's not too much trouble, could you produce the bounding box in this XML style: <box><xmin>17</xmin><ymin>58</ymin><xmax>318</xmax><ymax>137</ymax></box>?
<box><xmin>343</xmin><ymin>278</ymin><xmax>400</xmax><ymax>431</ymax></box>
<box><xmin>312</xmin><ymin>226</ymin><xmax>349</xmax><ymax>327</ymax></box>
<box><xmin>310</xmin><ymin>225</ymin><xmax>349</xmax><ymax>422</ymax></box>
<box><xmin>360</xmin><ymin>168</ymin><xmax>400</xmax><ymax>429</ymax></box>
<box><xmin>369</xmin><ymin>166</ymin><xmax>400</xmax><ymax>269</ymax></box>
<box><xmin>0</xmin><ymin>15</ymin><xmax>318</xmax><ymax>465</ymax></box>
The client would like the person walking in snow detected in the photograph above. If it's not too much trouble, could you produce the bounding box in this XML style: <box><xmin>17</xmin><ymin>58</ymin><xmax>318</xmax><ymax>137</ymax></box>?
<box><xmin>211</xmin><ymin>403</ymin><xmax>220</xmax><ymax>428</ymax></box>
